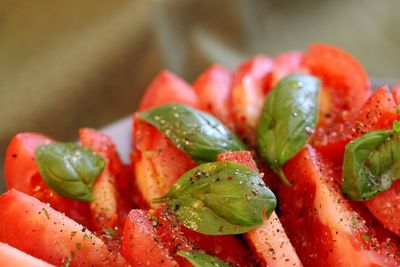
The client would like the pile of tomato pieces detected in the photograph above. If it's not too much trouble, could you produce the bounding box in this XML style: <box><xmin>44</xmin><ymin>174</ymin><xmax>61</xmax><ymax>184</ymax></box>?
<box><xmin>1</xmin><ymin>43</ymin><xmax>400</xmax><ymax>266</ymax></box>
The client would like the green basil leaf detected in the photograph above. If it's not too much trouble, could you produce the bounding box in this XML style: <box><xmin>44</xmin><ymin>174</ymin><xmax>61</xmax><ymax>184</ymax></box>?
<box><xmin>35</xmin><ymin>143</ymin><xmax>105</xmax><ymax>201</ymax></box>
<box><xmin>342</xmin><ymin>130</ymin><xmax>400</xmax><ymax>200</ymax></box>
<box><xmin>139</xmin><ymin>103</ymin><xmax>246</xmax><ymax>163</ymax></box>
<box><xmin>257</xmin><ymin>74</ymin><xmax>320</xmax><ymax>186</ymax></box>
<box><xmin>393</xmin><ymin>120</ymin><xmax>400</xmax><ymax>136</ymax></box>
<box><xmin>177</xmin><ymin>251</ymin><xmax>231</xmax><ymax>267</ymax></box>
<box><xmin>154</xmin><ymin>162</ymin><xmax>277</xmax><ymax>235</ymax></box>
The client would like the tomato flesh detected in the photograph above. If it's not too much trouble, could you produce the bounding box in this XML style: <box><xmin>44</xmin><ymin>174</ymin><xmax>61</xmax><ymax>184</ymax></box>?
<box><xmin>0</xmin><ymin>242</ymin><xmax>55</xmax><ymax>267</ymax></box>
<box><xmin>4</xmin><ymin>133</ymin><xmax>92</xmax><ymax>227</ymax></box>
<box><xmin>0</xmin><ymin>189</ymin><xmax>128</xmax><ymax>267</ymax></box>
<box><xmin>279</xmin><ymin>146</ymin><xmax>400</xmax><ymax>266</ymax></box>
<box><xmin>138</xmin><ymin>70</ymin><xmax>200</xmax><ymax>112</ymax></box>
<box><xmin>193</xmin><ymin>64</ymin><xmax>234</xmax><ymax>128</ymax></box>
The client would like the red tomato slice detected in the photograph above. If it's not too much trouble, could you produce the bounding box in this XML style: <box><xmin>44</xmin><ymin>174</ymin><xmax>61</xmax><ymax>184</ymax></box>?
<box><xmin>0</xmin><ymin>242</ymin><xmax>55</xmax><ymax>267</ymax></box>
<box><xmin>138</xmin><ymin>70</ymin><xmax>200</xmax><ymax>112</ymax></box>
<box><xmin>0</xmin><ymin>189</ymin><xmax>128</xmax><ymax>267</ymax></box>
<box><xmin>193</xmin><ymin>64</ymin><xmax>234</xmax><ymax>128</ymax></box>
<box><xmin>230</xmin><ymin>55</ymin><xmax>274</xmax><ymax>144</ymax></box>
<box><xmin>279</xmin><ymin>146</ymin><xmax>400</xmax><ymax>267</ymax></box>
<box><xmin>307</xmin><ymin>44</ymin><xmax>372</xmax><ymax>163</ymax></box>
<box><xmin>217</xmin><ymin>151</ymin><xmax>259</xmax><ymax>172</ymax></box>
<box><xmin>365</xmin><ymin>180</ymin><xmax>400</xmax><ymax>237</ymax></box>
<box><xmin>305</xmin><ymin>43</ymin><xmax>371</xmax><ymax>124</ymax></box>
<box><xmin>393</xmin><ymin>82</ymin><xmax>400</xmax><ymax>104</ymax></box>
<box><xmin>122</xmin><ymin>207</ymin><xmax>256</xmax><ymax>267</ymax></box>
<box><xmin>79</xmin><ymin>128</ymin><xmax>122</xmax><ymax>230</ymax></box>
<box><xmin>122</xmin><ymin>209</ymin><xmax>179</xmax><ymax>267</ymax></box>
<box><xmin>268</xmin><ymin>51</ymin><xmax>306</xmax><ymax>87</ymax></box>
<box><xmin>132</xmin><ymin>115</ymin><xmax>197</xmax><ymax>205</ymax></box>
<box><xmin>217</xmin><ymin>151</ymin><xmax>302</xmax><ymax>267</ymax></box>
<box><xmin>4</xmin><ymin>133</ymin><xmax>92</xmax><ymax>227</ymax></box>
<box><xmin>347</xmin><ymin>87</ymin><xmax>400</xmax><ymax>237</ymax></box>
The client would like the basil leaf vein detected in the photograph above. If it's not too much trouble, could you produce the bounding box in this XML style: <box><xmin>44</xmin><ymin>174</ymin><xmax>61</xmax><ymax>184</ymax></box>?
<box><xmin>177</xmin><ymin>251</ymin><xmax>231</xmax><ymax>267</ymax></box>
<box><xmin>154</xmin><ymin>162</ymin><xmax>277</xmax><ymax>235</ymax></box>
<box><xmin>257</xmin><ymin>74</ymin><xmax>320</xmax><ymax>186</ymax></box>
<box><xmin>139</xmin><ymin>104</ymin><xmax>246</xmax><ymax>163</ymax></box>
<box><xmin>342</xmin><ymin>129</ymin><xmax>400</xmax><ymax>200</ymax></box>
<box><xmin>35</xmin><ymin>142</ymin><xmax>105</xmax><ymax>201</ymax></box>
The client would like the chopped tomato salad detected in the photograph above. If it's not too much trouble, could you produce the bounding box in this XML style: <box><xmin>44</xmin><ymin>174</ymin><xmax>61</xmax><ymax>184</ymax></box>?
<box><xmin>2</xmin><ymin>43</ymin><xmax>400</xmax><ymax>266</ymax></box>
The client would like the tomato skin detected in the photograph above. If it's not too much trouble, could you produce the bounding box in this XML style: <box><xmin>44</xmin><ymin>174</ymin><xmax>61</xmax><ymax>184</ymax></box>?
<box><xmin>193</xmin><ymin>64</ymin><xmax>234</xmax><ymax>128</ymax></box>
<box><xmin>307</xmin><ymin>44</ymin><xmax>372</xmax><ymax>164</ymax></box>
<box><xmin>4</xmin><ymin>133</ymin><xmax>92</xmax><ymax>227</ymax></box>
<box><xmin>0</xmin><ymin>189</ymin><xmax>128</xmax><ymax>267</ymax></box>
<box><xmin>348</xmin><ymin>86</ymin><xmax>400</xmax><ymax>237</ymax></box>
<box><xmin>230</xmin><ymin>55</ymin><xmax>274</xmax><ymax>144</ymax></box>
<box><xmin>138</xmin><ymin>70</ymin><xmax>200</xmax><ymax>112</ymax></box>
<box><xmin>269</xmin><ymin>51</ymin><xmax>306</xmax><ymax>87</ymax></box>
<box><xmin>5</xmin><ymin>133</ymin><xmax>52</xmax><ymax>194</ymax></box>
<box><xmin>279</xmin><ymin>146</ymin><xmax>400</xmax><ymax>267</ymax></box>
<box><xmin>304</xmin><ymin>43</ymin><xmax>371</xmax><ymax>121</ymax></box>
<box><xmin>122</xmin><ymin>209</ymin><xmax>179</xmax><ymax>267</ymax></box>
<box><xmin>392</xmin><ymin>82</ymin><xmax>400</xmax><ymax>104</ymax></box>
<box><xmin>0</xmin><ymin>242</ymin><xmax>55</xmax><ymax>267</ymax></box>
<box><xmin>217</xmin><ymin>151</ymin><xmax>259</xmax><ymax>172</ymax></box>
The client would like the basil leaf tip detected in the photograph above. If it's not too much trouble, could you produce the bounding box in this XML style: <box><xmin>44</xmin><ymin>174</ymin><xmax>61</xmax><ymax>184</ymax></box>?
<box><xmin>257</xmin><ymin>74</ymin><xmax>320</xmax><ymax>186</ymax></box>
<box><xmin>154</xmin><ymin>161</ymin><xmax>277</xmax><ymax>235</ymax></box>
<box><xmin>342</xmin><ymin>130</ymin><xmax>400</xmax><ymax>200</ymax></box>
<box><xmin>177</xmin><ymin>251</ymin><xmax>231</xmax><ymax>267</ymax></box>
<box><xmin>35</xmin><ymin>142</ymin><xmax>105</xmax><ymax>202</ymax></box>
<box><xmin>139</xmin><ymin>103</ymin><xmax>246</xmax><ymax>163</ymax></box>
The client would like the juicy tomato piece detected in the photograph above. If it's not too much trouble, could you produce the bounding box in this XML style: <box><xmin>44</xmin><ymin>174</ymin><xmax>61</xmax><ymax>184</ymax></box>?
<box><xmin>307</xmin><ymin>44</ymin><xmax>372</xmax><ymax>163</ymax></box>
<box><xmin>392</xmin><ymin>82</ymin><xmax>400</xmax><ymax>104</ymax></box>
<box><xmin>268</xmin><ymin>51</ymin><xmax>306</xmax><ymax>87</ymax></box>
<box><xmin>0</xmin><ymin>189</ymin><xmax>128</xmax><ymax>267</ymax></box>
<box><xmin>122</xmin><ymin>207</ymin><xmax>256</xmax><ymax>267</ymax></box>
<box><xmin>138</xmin><ymin>70</ymin><xmax>200</xmax><ymax>112</ymax></box>
<box><xmin>365</xmin><ymin>180</ymin><xmax>400</xmax><ymax>237</ymax></box>
<box><xmin>346</xmin><ymin>87</ymin><xmax>400</xmax><ymax>237</ymax></box>
<box><xmin>313</xmin><ymin>86</ymin><xmax>399</xmax><ymax>164</ymax></box>
<box><xmin>305</xmin><ymin>43</ymin><xmax>371</xmax><ymax>124</ymax></box>
<box><xmin>0</xmin><ymin>242</ymin><xmax>55</xmax><ymax>267</ymax></box>
<box><xmin>79</xmin><ymin>128</ymin><xmax>122</xmax><ymax>230</ymax></box>
<box><xmin>279</xmin><ymin>146</ymin><xmax>400</xmax><ymax>267</ymax></box>
<box><xmin>122</xmin><ymin>209</ymin><xmax>179</xmax><ymax>267</ymax></box>
<box><xmin>217</xmin><ymin>151</ymin><xmax>259</xmax><ymax>172</ymax></box>
<box><xmin>4</xmin><ymin>133</ymin><xmax>92</xmax><ymax>227</ymax></box>
<box><xmin>132</xmin><ymin>115</ymin><xmax>197</xmax><ymax>205</ymax></box>
<box><xmin>230</xmin><ymin>55</ymin><xmax>274</xmax><ymax>144</ymax></box>
<box><xmin>193</xmin><ymin>64</ymin><xmax>234</xmax><ymax>128</ymax></box>
<box><xmin>217</xmin><ymin>151</ymin><xmax>302</xmax><ymax>267</ymax></box>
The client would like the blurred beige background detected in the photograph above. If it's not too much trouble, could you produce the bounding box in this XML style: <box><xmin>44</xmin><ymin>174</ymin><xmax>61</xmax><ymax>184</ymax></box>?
<box><xmin>1</xmin><ymin>0</ymin><xmax>399</xmax><ymax>190</ymax></box>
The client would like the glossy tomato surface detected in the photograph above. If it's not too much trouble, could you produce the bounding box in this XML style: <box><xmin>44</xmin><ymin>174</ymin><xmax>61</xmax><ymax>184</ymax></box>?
<box><xmin>279</xmin><ymin>146</ymin><xmax>400</xmax><ymax>267</ymax></box>
<box><xmin>0</xmin><ymin>189</ymin><xmax>128</xmax><ymax>267</ymax></box>
<box><xmin>4</xmin><ymin>133</ymin><xmax>92</xmax><ymax>227</ymax></box>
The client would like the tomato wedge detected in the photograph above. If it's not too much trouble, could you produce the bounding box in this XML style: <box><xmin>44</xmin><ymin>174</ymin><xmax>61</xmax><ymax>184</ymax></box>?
<box><xmin>0</xmin><ymin>242</ymin><xmax>55</xmax><ymax>267</ymax></box>
<box><xmin>122</xmin><ymin>207</ymin><xmax>256</xmax><ymax>267</ymax></box>
<box><xmin>193</xmin><ymin>64</ymin><xmax>234</xmax><ymax>128</ymax></box>
<box><xmin>230</xmin><ymin>55</ymin><xmax>274</xmax><ymax>144</ymax></box>
<box><xmin>345</xmin><ymin>87</ymin><xmax>400</xmax><ymax>237</ymax></box>
<box><xmin>393</xmin><ymin>82</ymin><xmax>400</xmax><ymax>104</ymax></box>
<box><xmin>279</xmin><ymin>146</ymin><xmax>400</xmax><ymax>267</ymax></box>
<box><xmin>132</xmin><ymin>115</ymin><xmax>197</xmax><ymax>205</ymax></box>
<box><xmin>0</xmin><ymin>189</ymin><xmax>128</xmax><ymax>267</ymax></box>
<box><xmin>4</xmin><ymin>133</ymin><xmax>92</xmax><ymax>227</ymax></box>
<box><xmin>80</xmin><ymin>128</ymin><xmax>122</xmax><ymax>230</ymax></box>
<box><xmin>138</xmin><ymin>70</ymin><xmax>200</xmax><ymax>111</ymax></box>
<box><xmin>307</xmin><ymin>44</ymin><xmax>372</xmax><ymax>163</ymax></box>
